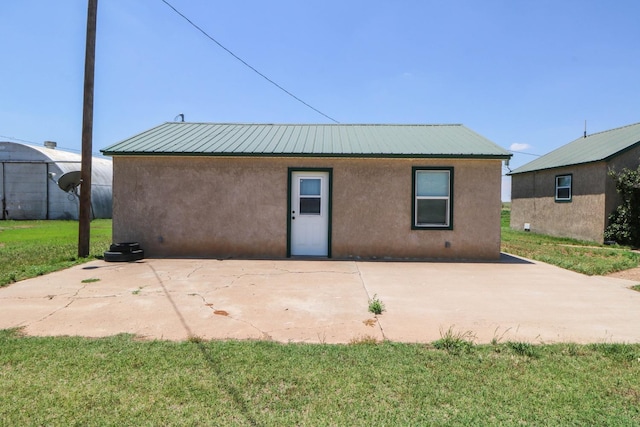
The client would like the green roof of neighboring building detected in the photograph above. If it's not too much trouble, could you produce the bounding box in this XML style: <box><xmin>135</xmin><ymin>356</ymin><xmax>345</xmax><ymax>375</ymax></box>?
<box><xmin>509</xmin><ymin>122</ymin><xmax>640</xmax><ymax>175</ymax></box>
<box><xmin>101</xmin><ymin>122</ymin><xmax>511</xmax><ymax>159</ymax></box>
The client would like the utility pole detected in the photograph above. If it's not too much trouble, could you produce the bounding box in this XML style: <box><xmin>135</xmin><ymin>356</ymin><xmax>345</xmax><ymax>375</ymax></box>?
<box><xmin>78</xmin><ymin>0</ymin><xmax>98</xmax><ymax>258</ymax></box>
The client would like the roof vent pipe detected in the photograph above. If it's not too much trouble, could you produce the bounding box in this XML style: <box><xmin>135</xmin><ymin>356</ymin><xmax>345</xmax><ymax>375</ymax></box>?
<box><xmin>44</xmin><ymin>140</ymin><xmax>57</xmax><ymax>149</ymax></box>
<box><xmin>584</xmin><ymin>120</ymin><xmax>587</xmax><ymax>138</ymax></box>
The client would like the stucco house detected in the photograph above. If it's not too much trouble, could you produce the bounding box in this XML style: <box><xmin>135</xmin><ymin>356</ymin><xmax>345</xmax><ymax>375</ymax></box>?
<box><xmin>101</xmin><ymin>122</ymin><xmax>511</xmax><ymax>260</ymax></box>
<box><xmin>509</xmin><ymin>122</ymin><xmax>640</xmax><ymax>243</ymax></box>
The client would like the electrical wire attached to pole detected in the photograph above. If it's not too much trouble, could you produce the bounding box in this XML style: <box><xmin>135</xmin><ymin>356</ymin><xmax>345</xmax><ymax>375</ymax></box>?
<box><xmin>160</xmin><ymin>0</ymin><xmax>339</xmax><ymax>124</ymax></box>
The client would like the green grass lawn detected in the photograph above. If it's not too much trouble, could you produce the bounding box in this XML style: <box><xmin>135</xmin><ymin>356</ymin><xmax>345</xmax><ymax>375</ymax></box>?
<box><xmin>0</xmin><ymin>219</ymin><xmax>111</xmax><ymax>287</ymax></box>
<box><xmin>1</xmin><ymin>329</ymin><xmax>639</xmax><ymax>425</ymax></box>
<box><xmin>501</xmin><ymin>209</ymin><xmax>640</xmax><ymax>275</ymax></box>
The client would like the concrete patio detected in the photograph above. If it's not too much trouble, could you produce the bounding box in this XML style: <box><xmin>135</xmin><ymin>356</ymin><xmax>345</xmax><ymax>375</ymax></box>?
<box><xmin>1</xmin><ymin>255</ymin><xmax>639</xmax><ymax>344</ymax></box>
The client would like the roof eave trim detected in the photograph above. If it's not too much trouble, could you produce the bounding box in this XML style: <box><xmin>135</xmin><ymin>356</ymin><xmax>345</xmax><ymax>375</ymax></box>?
<box><xmin>101</xmin><ymin>151</ymin><xmax>512</xmax><ymax>160</ymax></box>
<box><xmin>508</xmin><ymin>159</ymin><xmax>605</xmax><ymax>175</ymax></box>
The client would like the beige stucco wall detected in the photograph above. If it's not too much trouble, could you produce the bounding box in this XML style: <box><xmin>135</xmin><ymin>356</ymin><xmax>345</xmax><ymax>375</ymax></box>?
<box><xmin>510</xmin><ymin>194</ymin><xmax>607</xmax><ymax>242</ymax></box>
<box><xmin>112</xmin><ymin>156</ymin><xmax>503</xmax><ymax>260</ymax></box>
<box><xmin>511</xmin><ymin>163</ymin><xmax>607</xmax><ymax>242</ymax></box>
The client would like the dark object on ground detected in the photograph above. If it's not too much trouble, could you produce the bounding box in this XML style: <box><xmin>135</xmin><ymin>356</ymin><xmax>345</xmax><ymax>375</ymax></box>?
<box><xmin>104</xmin><ymin>242</ymin><xmax>144</xmax><ymax>262</ymax></box>
<box><xmin>109</xmin><ymin>242</ymin><xmax>141</xmax><ymax>253</ymax></box>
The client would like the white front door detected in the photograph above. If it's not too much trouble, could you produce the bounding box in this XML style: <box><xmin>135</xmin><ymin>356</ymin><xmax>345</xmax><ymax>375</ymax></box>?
<box><xmin>290</xmin><ymin>171</ymin><xmax>329</xmax><ymax>256</ymax></box>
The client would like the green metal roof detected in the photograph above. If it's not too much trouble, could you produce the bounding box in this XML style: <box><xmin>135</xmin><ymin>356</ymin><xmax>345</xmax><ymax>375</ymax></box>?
<box><xmin>510</xmin><ymin>122</ymin><xmax>640</xmax><ymax>175</ymax></box>
<box><xmin>101</xmin><ymin>122</ymin><xmax>511</xmax><ymax>159</ymax></box>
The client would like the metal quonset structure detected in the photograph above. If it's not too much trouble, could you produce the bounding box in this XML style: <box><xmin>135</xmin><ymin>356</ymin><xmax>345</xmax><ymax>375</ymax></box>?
<box><xmin>0</xmin><ymin>141</ymin><xmax>112</xmax><ymax>220</ymax></box>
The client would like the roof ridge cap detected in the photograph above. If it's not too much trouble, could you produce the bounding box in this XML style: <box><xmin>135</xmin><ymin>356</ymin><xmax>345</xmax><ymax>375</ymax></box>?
<box><xmin>584</xmin><ymin>121</ymin><xmax>640</xmax><ymax>138</ymax></box>
<box><xmin>164</xmin><ymin>122</ymin><xmax>464</xmax><ymax>127</ymax></box>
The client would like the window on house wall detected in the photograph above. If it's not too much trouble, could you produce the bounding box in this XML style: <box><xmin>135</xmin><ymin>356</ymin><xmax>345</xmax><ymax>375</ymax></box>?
<box><xmin>555</xmin><ymin>174</ymin><xmax>572</xmax><ymax>202</ymax></box>
<box><xmin>412</xmin><ymin>167</ymin><xmax>453</xmax><ymax>229</ymax></box>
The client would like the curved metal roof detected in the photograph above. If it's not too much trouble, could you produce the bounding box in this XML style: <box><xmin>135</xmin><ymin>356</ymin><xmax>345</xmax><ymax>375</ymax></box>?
<box><xmin>0</xmin><ymin>141</ymin><xmax>112</xmax><ymax>185</ymax></box>
<box><xmin>0</xmin><ymin>141</ymin><xmax>113</xmax><ymax>219</ymax></box>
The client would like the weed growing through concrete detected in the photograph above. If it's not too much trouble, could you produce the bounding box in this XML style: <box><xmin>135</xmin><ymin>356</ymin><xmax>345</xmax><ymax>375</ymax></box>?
<box><xmin>368</xmin><ymin>294</ymin><xmax>385</xmax><ymax>315</ymax></box>
<box><xmin>631</xmin><ymin>284</ymin><xmax>640</xmax><ymax>292</ymax></box>
<box><xmin>132</xmin><ymin>287</ymin><xmax>143</xmax><ymax>295</ymax></box>
<box><xmin>81</xmin><ymin>278</ymin><xmax>100</xmax><ymax>283</ymax></box>
<box><xmin>433</xmin><ymin>326</ymin><xmax>476</xmax><ymax>355</ymax></box>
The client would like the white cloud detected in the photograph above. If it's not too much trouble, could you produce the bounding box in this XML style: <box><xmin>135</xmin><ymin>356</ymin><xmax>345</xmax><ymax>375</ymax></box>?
<box><xmin>509</xmin><ymin>143</ymin><xmax>531</xmax><ymax>151</ymax></box>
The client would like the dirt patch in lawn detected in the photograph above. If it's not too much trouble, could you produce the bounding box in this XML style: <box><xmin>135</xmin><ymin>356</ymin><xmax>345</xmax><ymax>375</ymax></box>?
<box><xmin>606</xmin><ymin>267</ymin><xmax>640</xmax><ymax>282</ymax></box>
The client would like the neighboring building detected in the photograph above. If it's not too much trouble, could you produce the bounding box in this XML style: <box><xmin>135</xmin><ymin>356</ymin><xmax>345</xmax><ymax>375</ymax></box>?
<box><xmin>509</xmin><ymin>122</ymin><xmax>640</xmax><ymax>243</ymax></box>
<box><xmin>0</xmin><ymin>141</ymin><xmax>112</xmax><ymax>220</ymax></box>
<box><xmin>101</xmin><ymin>122</ymin><xmax>511</xmax><ymax>260</ymax></box>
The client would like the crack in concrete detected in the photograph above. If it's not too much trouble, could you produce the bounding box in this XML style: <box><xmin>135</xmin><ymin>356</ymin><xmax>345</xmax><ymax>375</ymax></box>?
<box><xmin>273</xmin><ymin>266</ymin><xmax>359</xmax><ymax>276</ymax></box>
<box><xmin>75</xmin><ymin>294</ymin><xmax>120</xmax><ymax>299</ymax></box>
<box><xmin>0</xmin><ymin>291</ymin><xmax>75</xmax><ymax>301</ymax></box>
<box><xmin>1</xmin><ymin>293</ymin><xmax>121</xmax><ymax>303</ymax></box>
<box><xmin>226</xmin><ymin>274</ymin><xmax>257</xmax><ymax>287</ymax></box>
<box><xmin>186</xmin><ymin>264</ymin><xmax>205</xmax><ymax>278</ymax></box>
<box><xmin>33</xmin><ymin>282</ymin><xmax>90</xmax><ymax>324</ymax></box>
<box><xmin>354</xmin><ymin>262</ymin><xmax>387</xmax><ymax>341</ymax></box>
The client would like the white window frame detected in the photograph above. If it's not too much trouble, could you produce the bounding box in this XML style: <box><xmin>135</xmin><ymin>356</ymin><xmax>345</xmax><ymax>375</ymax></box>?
<box><xmin>555</xmin><ymin>174</ymin><xmax>572</xmax><ymax>202</ymax></box>
<box><xmin>412</xmin><ymin>167</ymin><xmax>453</xmax><ymax>229</ymax></box>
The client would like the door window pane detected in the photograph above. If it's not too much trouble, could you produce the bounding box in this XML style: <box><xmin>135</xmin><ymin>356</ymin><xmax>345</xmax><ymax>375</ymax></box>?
<box><xmin>300</xmin><ymin>197</ymin><xmax>321</xmax><ymax>214</ymax></box>
<box><xmin>300</xmin><ymin>179</ymin><xmax>321</xmax><ymax>196</ymax></box>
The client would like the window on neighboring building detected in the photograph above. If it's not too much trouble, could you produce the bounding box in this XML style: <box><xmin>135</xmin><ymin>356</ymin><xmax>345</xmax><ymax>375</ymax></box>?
<box><xmin>412</xmin><ymin>167</ymin><xmax>453</xmax><ymax>229</ymax></box>
<box><xmin>555</xmin><ymin>174</ymin><xmax>572</xmax><ymax>202</ymax></box>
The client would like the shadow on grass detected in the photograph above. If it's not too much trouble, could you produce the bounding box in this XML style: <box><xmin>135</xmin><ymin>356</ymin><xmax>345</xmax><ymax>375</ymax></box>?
<box><xmin>148</xmin><ymin>263</ymin><xmax>260</xmax><ymax>427</ymax></box>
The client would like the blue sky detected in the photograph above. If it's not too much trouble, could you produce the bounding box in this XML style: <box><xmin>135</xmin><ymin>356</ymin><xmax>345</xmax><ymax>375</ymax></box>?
<box><xmin>1</xmin><ymin>1</ymin><xmax>639</xmax><ymax>200</ymax></box>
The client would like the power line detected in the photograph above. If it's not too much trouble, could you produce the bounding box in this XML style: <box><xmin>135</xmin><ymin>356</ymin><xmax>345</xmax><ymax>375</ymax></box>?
<box><xmin>0</xmin><ymin>135</ymin><xmax>104</xmax><ymax>157</ymax></box>
<box><xmin>509</xmin><ymin>150</ymin><xmax>541</xmax><ymax>157</ymax></box>
<box><xmin>0</xmin><ymin>135</ymin><xmax>36</xmax><ymax>145</ymax></box>
<box><xmin>160</xmin><ymin>0</ymin><xmax>339</xmax><ymax>124</ymax></box>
